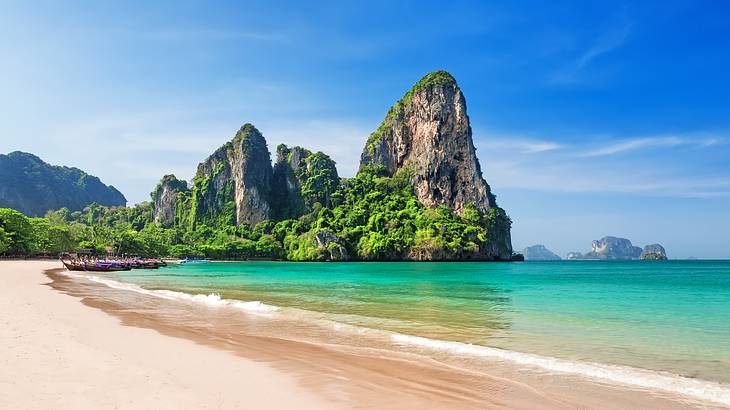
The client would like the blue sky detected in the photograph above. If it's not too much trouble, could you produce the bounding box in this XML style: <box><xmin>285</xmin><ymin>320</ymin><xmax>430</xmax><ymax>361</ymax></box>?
<box><xmin>2</xmin><ymin>1</ymin><xmax>729</xmax><ymax>258</ymax></box>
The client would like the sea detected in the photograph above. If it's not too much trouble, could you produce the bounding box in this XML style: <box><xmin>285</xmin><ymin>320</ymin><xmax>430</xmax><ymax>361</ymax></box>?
<box><xmin>69</xmin><ymin>260</ymin><xmax>730</xmax><ymax>406</ymax></box>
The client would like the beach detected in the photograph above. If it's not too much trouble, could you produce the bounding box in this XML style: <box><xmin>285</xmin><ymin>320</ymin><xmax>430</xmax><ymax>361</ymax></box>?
<box><xmin>0</xmin><ymin>261</ymin><xmax>331</xmax><ymax>410</ymax></box>
<box><xmin>0</xmin><ymin>260</ymin><xmax>724</xmax><ymax>409</ymax></box>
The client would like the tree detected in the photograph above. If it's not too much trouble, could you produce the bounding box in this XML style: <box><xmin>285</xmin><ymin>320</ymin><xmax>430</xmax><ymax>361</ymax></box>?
<box><xmin>0</xmin><ymin>208</ymin><xmax>34</xmax><ymax>254</ymax></box>
<box><xmin>0</xmin><ymin>226</ymin><xmax>10</xmax><ymax>254</ymax></box>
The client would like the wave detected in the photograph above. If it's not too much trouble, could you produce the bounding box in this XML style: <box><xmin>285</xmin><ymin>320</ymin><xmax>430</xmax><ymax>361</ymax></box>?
<box><xmin>62</xmin><ymin>271</ymin><xmax>730</xmax><ymax>407</ymax></box>
<box><xmin>62</xmin><ymin>271</ymin><xmax>277</xmax><ymax>313</ymax></box>
<box><xmin>392</xmin><ymin>334</ymin><xmax>730</xmax><ymax>407</ymax></box>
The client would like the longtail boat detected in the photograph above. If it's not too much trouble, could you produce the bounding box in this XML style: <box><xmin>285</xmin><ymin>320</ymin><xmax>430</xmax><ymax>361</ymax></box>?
<box><xmin>83</xmin><ymin>261</ymin><xmax>131</xmax><ymax>272</ymax></box>
<box><xmin>60</xmin><ymin>259</ymin><xmax>85</xmax><ymax>271</ymax></box>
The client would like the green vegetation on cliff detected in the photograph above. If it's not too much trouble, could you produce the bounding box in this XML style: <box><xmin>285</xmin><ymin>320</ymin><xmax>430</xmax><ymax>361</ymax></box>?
<box><xmin>1</xmin><ymin>163</ymin><xmax>512</xmax><ymax>261</ymax></box>
<box><xmin>366</xmin><ymin>70</ymin><xmax>458</xmax><ymax>154</ymax></box>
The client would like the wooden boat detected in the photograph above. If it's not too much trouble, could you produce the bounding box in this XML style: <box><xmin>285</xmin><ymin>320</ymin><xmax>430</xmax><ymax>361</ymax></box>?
<box><xmin>60</xmin><ymin>259</ymin><xmax>85</xmax><ymax>271</ymax></box>
<box><xmin>83</xmin><ymin>262</ymin><xmax>131</xmax><ymax>272</ymax></box>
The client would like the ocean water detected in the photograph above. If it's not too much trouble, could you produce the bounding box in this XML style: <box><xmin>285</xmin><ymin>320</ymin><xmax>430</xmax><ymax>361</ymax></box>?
<box><xmin>96</xmin><ymin>260</ymin><xmax>730</xmax><ymax>405</ymax></box>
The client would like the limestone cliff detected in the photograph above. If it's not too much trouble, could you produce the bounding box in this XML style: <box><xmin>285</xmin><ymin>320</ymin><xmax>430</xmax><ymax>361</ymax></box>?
<box><xmin>641</xmin><ymin>244</ymin><xmax>668</xmax><ymax>260</ymax></box>
<box><xmin>360</xmin><ymin>71</ymin><xmax>495</xmax><ymax>214</ymax></box>
<box><xmin>151</xmin><ymin>175</ymin><xmax>188</xmax><ymax>227</ymax></box>
<box><xmin>583</xmin><ymin>236</ymin><xmax>643</xmax><ymax>260</ymax></box>
<box><xmin>572</xmin><ymin>236</ymin><xmax>667</xmax><ymax>260</ymax></box>
<box><xmin>360</xmin><ymin>70</ymin><xmax>512</xmax><ymax>259</ymax></box>
<box><xmin>189</xmin><ymin>124</ymin><xmax>273</xmax><ymax>227</ymax></box>
<box><xmin>522</xmin><ymin>244</ymin><xmax>561</xmax><ymax>261</ymax></box>
<box><xmin>270</xmin><ymin>144</ymin><xmax>339</xmax><ymax>220</ymax></box>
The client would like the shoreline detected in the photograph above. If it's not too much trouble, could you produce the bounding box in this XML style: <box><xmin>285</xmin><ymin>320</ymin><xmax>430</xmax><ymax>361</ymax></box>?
<box><xmin>0</xmin><ymin>261</ymin><xmax>332</xmax><ymax>410</ymax></box>
<box><xmin>1</xmin><ymin>261</ymin><xmax>723</xmax><ymax>409</ymax></box>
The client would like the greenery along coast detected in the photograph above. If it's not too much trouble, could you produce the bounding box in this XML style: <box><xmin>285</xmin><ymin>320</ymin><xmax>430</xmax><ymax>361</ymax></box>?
<box><xmin>0</xmin><ymin>71</ymin><xmax>516</xmax><ymax>261</ymax></box>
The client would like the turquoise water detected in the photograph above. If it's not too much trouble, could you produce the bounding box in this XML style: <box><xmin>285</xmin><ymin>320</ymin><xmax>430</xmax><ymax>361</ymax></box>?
<box><xmin>106</xmin><ymin>260</ymin><xmax>730</xmax><ymax>387</ymax></box>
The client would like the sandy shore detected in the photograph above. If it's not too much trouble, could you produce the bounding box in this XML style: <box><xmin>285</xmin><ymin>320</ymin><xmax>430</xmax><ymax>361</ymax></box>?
<box><xmin>0</xmin><ymin>260</ymin><xmax>332</xmax><ymax>410</ymax></box>
<box><xmin>0</xmin><ymin>261</ymin><xmax>718</xmax><ymax>409</ymax></box>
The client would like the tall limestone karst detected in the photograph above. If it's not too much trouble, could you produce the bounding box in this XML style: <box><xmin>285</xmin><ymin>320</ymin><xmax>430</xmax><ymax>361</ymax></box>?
<box><xmin>270</xmin><ymin>144</ymin><xmax>339</xmax><ymax>220</ymax></box>
<box><xmin>148</xmin><ymin>71</ymin><xmax>514</xmax><ymax>261</ymax></box>
<box><xmin>187</xmin><ymin>124</ymin><xmax>273</xmax><ymax>227</ymax></box>
<box><xmin>151</xmin><ymin>175</ymin><xmax>188</xmax><ymax>227</ymax></box>
<box><xmin>360</xmin><ymin>70</ymin><xmax>512</xmax><ymax>259</ymax></box>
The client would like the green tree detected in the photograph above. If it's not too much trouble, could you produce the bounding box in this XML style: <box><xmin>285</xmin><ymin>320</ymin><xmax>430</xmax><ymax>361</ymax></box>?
<box><xmin>0</xmin><ymin>208</ymin><xmax>34</xmax><ymax>254</ymax></box>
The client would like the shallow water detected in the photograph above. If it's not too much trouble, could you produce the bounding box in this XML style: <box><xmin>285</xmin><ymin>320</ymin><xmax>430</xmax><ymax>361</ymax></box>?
<box><xmin>96</xmin><ymin>260</ymin><xmax>730</xmax><ymax>405</ymax></box>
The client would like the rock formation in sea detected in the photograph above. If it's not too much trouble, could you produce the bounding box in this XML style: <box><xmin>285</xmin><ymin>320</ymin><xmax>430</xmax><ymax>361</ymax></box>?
<box><xmin>640</xmin><ymin>244</ymin><xmax>668</xmax><ymax>260</ymax></box>
<box><xmin>522</xmin><ymin>245</ymin><xmax>561</xmax><ymax>261</ymax></box>
<box><xmin>270</xmin><ymin>144</ymin><xmax>339</xmax><ymax>220</ymax></box>
<box><xmin>188</xmin><ymin>124</ymin><xmax>273</xmax><ymax>227</ymax></box>
<box><xmin>359</xmin><ymin>70</ymin><xmax>512</xmax><ymax>260</ymax></box>
<box><xmin>584</xmin><ymin>236</ymin><xmax>643</xmax><ymax>260</ymax></box>
<box><xmin>0</xmin><ymin>151</ymin><xmax>126</xmax><ymax>216</ymax></box>
<box><xmin>566</xmin><ymin>252</ymin><xmax>583</xmax><ymax>260</ymax></box>
<box><xmin>569</xmin><ymin>237</ymin><xmax>667</xmax><ymax>260</ymax></box>
<box><xmin>151</xmin><ymin>175</ymin><xmax>189</xmax><ymax>227</ymax></box>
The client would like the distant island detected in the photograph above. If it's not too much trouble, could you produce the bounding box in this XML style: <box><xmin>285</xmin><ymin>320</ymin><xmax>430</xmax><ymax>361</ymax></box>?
<box><xmin>521</xmin><ymin>245</ymin><xmax>561</xmax><ymax>261</ymax></box>
<box><xmin>567</xmin><ymin>237</ymin><xmax>667</xmax><ymax>260</ymax></box>
<box><xmin>0</xmin><ymin>71</ymin><xmax>517</xmax><ymax>262</ymax></box>
<box><xmin>0</xmin><ymin>151</ymin><xmax>126</xmax><ymax>216</ymax></box>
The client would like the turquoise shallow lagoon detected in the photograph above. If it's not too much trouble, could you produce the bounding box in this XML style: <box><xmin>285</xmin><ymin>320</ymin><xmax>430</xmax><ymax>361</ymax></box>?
<box><xmin>105</xmin><ymin>260</ymin><xmax>730</xmax><ymax>386</ymax></box>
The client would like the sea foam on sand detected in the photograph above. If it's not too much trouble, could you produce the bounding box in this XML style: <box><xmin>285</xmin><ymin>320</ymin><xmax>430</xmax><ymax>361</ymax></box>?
<box><xmin>65</xmin><ymin>270</ymin><xmax>730</xmax><ymax>408</ymax></box>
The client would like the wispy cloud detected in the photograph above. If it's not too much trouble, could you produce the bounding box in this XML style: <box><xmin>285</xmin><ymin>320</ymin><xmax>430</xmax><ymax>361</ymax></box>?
<box><xmin>578</xmin><ymin>135</ymin><xmax>724</xmax><ymax>157</ymax></box>
<box><xmin>550</xmin><ymin>15</ymin><xmax>633</xmax><ymax>85</ymax></box>
<box><xmin>474</xmin><ymin>130</ymin><xmax>563</xmax><ymax>154</ymax></box>
<box><xmin>143</xmin><ymin>28</ymin><xmax>285</xmax><ymax>42</ymax></box>
<box><xmin>474</xmin><ymin>131</ymin><xmax>729</xmax><ymax>198</ymax></box>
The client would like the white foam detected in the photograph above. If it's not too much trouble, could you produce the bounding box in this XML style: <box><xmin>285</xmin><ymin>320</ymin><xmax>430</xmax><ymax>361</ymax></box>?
<box><xmin>62</xmin><ymin>271</ymin><xmax>277</xmax><ymax>313</ymax></box>
<box><xmin>61</xmin><ymin>270</ymin><xmax>730</xmax><ymax>407</ymax></box>
<box><xmin>392</xmin><ymin>333</ymin><xmax>730</xmax><ymax>407</ymax></box>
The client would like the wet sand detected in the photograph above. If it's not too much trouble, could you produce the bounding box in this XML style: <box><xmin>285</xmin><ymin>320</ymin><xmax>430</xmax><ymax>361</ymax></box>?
<box><xmin>1</xmin><ymin>261</ymin><xmax>720</xmax><ymax>409</ymax></box>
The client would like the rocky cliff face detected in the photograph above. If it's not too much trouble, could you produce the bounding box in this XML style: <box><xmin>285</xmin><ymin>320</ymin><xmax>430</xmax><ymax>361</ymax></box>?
<box><xmin>0</xmin><ymin>151</ymin><xmax>126</xmax><ymax>216</ymax></box>
<box><xmin>571</xmin><ymin>236</ymin><xmax>666</xmax><ymax>260</ymax></box>
<box><xmin>360</xmin><ymin>71</ymin><xmax>495</xmax><ymax>214</ymax></box>
<box><xmin>584</xmin><ymin>236</ymin><xmax>643</xmax><ymax>260</ymax></box>
<box><xmin>190</xmin><ymin>124</ymin><xmax>273</xmax><ymax>227</ymax></box>
<box><xmin>359</xmin><ymin>70</ymin><xmax>512</xmax><ymax>259</ymax></box>
<box><xmin>641</xmin><ymin>244</ymin><xmax>668</xmax><ymax>260</ymax></box>
<box><xmin>270</xmin><ymin>144</ymin><xmax>339</xmax><ymax>220</ymax></box>
<box><xmin>522</xmin><ymin>244</ymin><xmax>561</xmax><ymax>261</ymax></box>
<box><xmin>151</xmin><ymin>175</ymin><xmax>188</xmax><ymax>227</ymax></box>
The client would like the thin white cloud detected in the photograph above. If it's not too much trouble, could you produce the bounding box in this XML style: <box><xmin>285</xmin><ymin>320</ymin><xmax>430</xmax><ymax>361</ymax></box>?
<box><xmin>550</xmin><ymin>16</ymin><xmax>632</xmax><ymax>85</ymax></box>
<box><xmin>475</xmin><ymin>131</ymin><xmax>730</xmax><ymax>198</ymax></box>
<box><xmin>143</xmin><ymin>28</ymin><xmax>285</xmax><ymax>42</ymax></box>
<box><xmin>474</xmin><ymin>132</ymin><xmax>563</xmax><ymax>154</ymax></box>
<box><xmin>579</xmin><ymin>136</ymin><xmax>724</xmax><ymax>157</ymax></box>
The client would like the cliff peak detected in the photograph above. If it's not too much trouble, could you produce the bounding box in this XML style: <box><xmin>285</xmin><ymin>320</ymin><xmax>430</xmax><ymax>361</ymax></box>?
<box><xmin>360</xmin><ymin>71</ymin><xmax>495</xmax><ymax>213</ymax></box>
<box><xmin>358</xmin><ymin>71</ymin><xmax>512</xmax><ymax>259</ymax></box>
<box><xmin>189</xmin><ymin>123</ymin><xmax>273</xmax><ymax>227</ymax></box>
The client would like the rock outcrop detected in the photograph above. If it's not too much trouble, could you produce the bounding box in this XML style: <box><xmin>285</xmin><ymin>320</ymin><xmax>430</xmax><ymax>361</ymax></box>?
<box><xmin>641</xmin><ymin>244</ymin><xmax>668</xmax><ymax>260</ymax></box>
<box><xmin>360</xmin><ymin>71</ymin><xmax>495</xmax><ymax>215</ymax></box>
<box><xmin>0</xmin><ymin>151</ymin><xmax>126</xmax><ymax>216</ymax></box>
<box><xmin>580</xmin><ymin>236</ymin><xmax>642</xmax><ymax>260</ymax></box>
<box><xmin>189</xmin><ymin>124</ymin><xmax>273</xmax><ymax>227</ymax></box>
<box><xmin>522</xmin><ymin>245</ymin><xmax>561</xmax><ymax>261</ymax></box>
<box><xmin>566</xmin><ymin>252</ymin><xmax>583</xmax><ymax>260</ymax></box>
<box><xmin>270</xmin><ymin>144</ymin><xmax>339</xmax><ymax>220</ymax></box>
<box><xmin>359</xmin><ymin>70</ymin><xmax>512</xmax><ymax>259</ymax></box>
<box><xmin>151</xmin><ymin>175</ymin><xmax>188</xmax><ymax>227</ymax></box>
<box><xmin>314</xmin><ymin>230</ymin><xmax>350</xmax><ymax>261</ymax></box>
<box><xmin>569</xmin><ymin>237</ymin><xmax>667</xmax><ymax>260</ymax></box>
